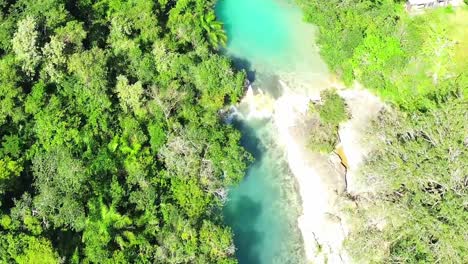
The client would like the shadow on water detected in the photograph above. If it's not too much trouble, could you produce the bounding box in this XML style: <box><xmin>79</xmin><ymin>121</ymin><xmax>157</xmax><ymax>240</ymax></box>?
<box><xmin>231</xmin><ymin>118</ymin><xmax>268</xmax><ymax>161</ymax></box>
<box><xmin>230</xmin><ymin>56</ymin><xmax>256</xmax><ymax>82</ymax></box>
<box><xmin>224</xmin><ymin>195</ymin><xmax>264</xmax><ymax>264</ymax></box>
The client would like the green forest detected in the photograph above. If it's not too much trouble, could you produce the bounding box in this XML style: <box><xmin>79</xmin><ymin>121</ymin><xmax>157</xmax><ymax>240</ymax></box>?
<box><xmin>1</xmin><ymin>0</ymin><xmax>467</xmax><ymax>263</ymax></box>
<box><xmin>0</xmin><ymin>0</ymin><xmax>250</xmax><ymax>263</ymax></box>
<box><xmin>298</xmin><ymin>0</ymin><xmax>467</xmax><ymax>263</ymax></box>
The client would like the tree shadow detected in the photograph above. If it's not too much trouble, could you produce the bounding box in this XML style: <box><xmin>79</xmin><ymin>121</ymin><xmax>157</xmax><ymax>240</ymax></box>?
<box><xmin>224</xmin><ymin>195</ymin><xmax>264</xmax><ymax>264</ymax></box>
<box><xmin>230</xmin><ymin>56</ymin><xmax>256</xmax><ymax>82</ymax></box>
<box><xmin>231</xmin><ymin>118</ymin><xmax>268</xmax><ymax>162</ymax></box>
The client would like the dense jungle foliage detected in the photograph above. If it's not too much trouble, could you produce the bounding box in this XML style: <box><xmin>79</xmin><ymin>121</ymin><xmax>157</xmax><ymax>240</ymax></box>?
<box><xmin>298</xmin><ymin>0</ymin><xmax>467</xmax><ymax>262</ymax></box>
<box><xmin>0</xmin><ymin>0</ymin><xmax>250</xmax><ymax>263</ymax></box>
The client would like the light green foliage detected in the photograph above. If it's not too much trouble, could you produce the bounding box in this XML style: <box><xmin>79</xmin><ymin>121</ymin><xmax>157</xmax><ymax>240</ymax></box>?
<box><xmin>24</xmin><ymin>81</ymin><xmax>46</xmax><ymax>115</ymax></box>
<box><xmin>115</xmin><ymin>75</ymin><xmax>146</xmax><ymax>116</ymax></box>
<box><xmin>347</xmin><ymin>100</ymin><xmax>467</xmax><ymax>263</ymax></box>
<box><xmin>107</xmin><ymin>0</ymin><xmax>160</xmax><ymax>43</ymax></box>
<box><xmin>0</xmin><ymin>215</ymin><xmax>12</xmax><ymax>229</ymax></box>
<box><xmin>0</xmin><ymin>0</ymin><xmax>246</xmax><ymax>262</ymax></box>
<box><xmin>14</xmin><ymin>0</ymin><xmax>69</xmax><ymax>30</ymax></box>
<box><xmin>200</xmin><ymin>11</ymin><xmax>228</xmax><ymax>47</ymax></box>
<box><xmin>160</xmin><ymin>132</ymin><xmax>202</xmax><ymax>178</ymax></box>
<box><xmin>167</xmin><ymin>0</ymin><xmax>205</xmax><ymax>45</ymax></box>
<box><xmin>0</xmin><ymin>133</ymin><xmax>24</xmax><ymax>207</ymax></box>
<box><xmin>299</xmin><ymin>1</ymin><xmax>467</xmax><ymax>262</ymax></box>
<box><xmin>42</xmin><ymin>36</ymin><xmax>66</xmax><ymax>82</ymax></box>
<box><xmin>199</xmin><ymin>220</ymin><xmax>236</xmax><ymax>263</ymax></box>
<box><xmin>297</xmin><ymin>0</ymin><xmax>467</xmax><ymax>111</ymax></box>
<box><xmin>192</xmin><ymin>55</ymin><xmax>244</xmax><ymax>110</ymax></box>
<box><xmin>351</xmin><ymin>32</ymin><xmax>404</xmax><ymax>85</ymax></box>
<box><xmin>419</xmin><ymin>23</ymin><xmax>456</xmax><ymax>84</ymax></box>
<box><xmin>68</xmin><ymin>47</ymin><xmax>108</xmax><ymax>88</ymax></box>
<box><xmin>308</xmin><ymin>89</ymin><xmax>349</xmax><ymax>153</ymax></box>
<box><xmin>307</xmin><ymin>122</ymin><xmax>339</xmax><ymax>154</ymax></box>
<box><xmin>12</xmin><ymin>16</ymin><xmax>41</xmax><ymax>76</ymax></box>
<box><xmin>0</xmin><ymin>234</ymin><xmax>59</xmax><ymax>264</ymax></box>
<box><xmin>171</xmin><ymin>178</ymin><xmax>210</xmax><ymax>218</ymax></box>
<box><xmin>82</xmin><ymin>198</ymin><xmax>133</xmax><ymax>263</ymax></box>
<box><xmin>32</xmin><ymin>95</ymin><xmax>81</xmax><ymax>151</ymax></box>
<box><xmin>32</xmin><ymin>149</ymin><xmax>88</xmax><ymax>230</ymax></box>
<box><xmin>148</xmin><ymin>121</ymin><xmax>166</xmax><ymax>152</ymax></box>
<box><xmin>0</xmin><ymin>157</ymin><xmax>22</xmax><ymax>181</ymax></box>
<box><xmin>54</xmin><ymin>21</ymin><xmax>87</xmax><ymax>48</ymax></box>
<box><xmin>1</xmin><ymin>135</ymin><xmax>22</xmax><ymax>158</ymax></box>
<box><xmin>0</xmin><ymin>157</ymin><xmax>23</xmax><ymax>206</ymax></box>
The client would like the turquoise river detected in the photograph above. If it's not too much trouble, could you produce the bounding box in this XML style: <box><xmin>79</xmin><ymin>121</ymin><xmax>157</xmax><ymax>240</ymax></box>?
<box><xmin>216</xmin><ymin>0</ymin><xmax>329</xmax><ymax>263</ymax></box>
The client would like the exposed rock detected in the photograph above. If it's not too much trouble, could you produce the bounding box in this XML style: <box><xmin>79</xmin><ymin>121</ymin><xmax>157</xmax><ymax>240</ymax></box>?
<box><xmin>329</xmin><ymin>152</ymin><xmax>347</xmax><ymax>194</ymax></box>
<box><xmin>338</xmin><ymin>87</ymin><xmax>384</xmax><ymax>195</ymax></box>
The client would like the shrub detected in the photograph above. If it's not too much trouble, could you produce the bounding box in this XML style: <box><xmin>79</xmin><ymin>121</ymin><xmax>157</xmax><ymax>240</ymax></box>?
<box><xmin>307</xmin><ymin>89</ymin><xmax>349</xmax><ymax>153</ymax></box>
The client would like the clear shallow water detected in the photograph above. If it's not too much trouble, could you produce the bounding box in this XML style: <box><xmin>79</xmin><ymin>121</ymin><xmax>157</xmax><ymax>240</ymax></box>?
<box><xmin>216</xmin><ymin>0</ymin><xmax>329</xmax><ymax>263</ymax></box>
<box><xmin>216</xmin><ymin>0</ymin><xmax>328</xmax><ymax>93</ymax></box>
<box><xmin>216</xmin><ymin>0</ymin><xmax>292</xmax><ymax>65</ymax></box>
<box><xmin>223</xmin><ymin>119</ymin><xmax>304</xmax><ymax>264</ymax></box>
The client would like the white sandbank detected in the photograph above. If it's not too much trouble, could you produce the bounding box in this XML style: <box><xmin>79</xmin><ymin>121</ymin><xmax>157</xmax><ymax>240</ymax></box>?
<box><xmin>272</xmin><ymin>81</ymin><xmax>383</xmax><ymax>263</ymax></box>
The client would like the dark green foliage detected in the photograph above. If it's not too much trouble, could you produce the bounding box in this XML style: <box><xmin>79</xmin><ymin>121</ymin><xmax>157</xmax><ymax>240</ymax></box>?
<box><xmin>0</xmin><ymin>0</ymin><xmax>247</xmax><ymax>262</ymax></box>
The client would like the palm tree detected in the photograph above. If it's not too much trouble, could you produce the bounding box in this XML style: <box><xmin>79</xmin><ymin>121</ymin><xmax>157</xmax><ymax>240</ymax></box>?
<box><xmin>200</xmin><ymin>12</ymin><xmax>227</xmax><ymax>48</ymax></box>
<box><xmin>82</xmin><ymin>198</ymin><xmax>135</xmax><ymax>261</ymax></box>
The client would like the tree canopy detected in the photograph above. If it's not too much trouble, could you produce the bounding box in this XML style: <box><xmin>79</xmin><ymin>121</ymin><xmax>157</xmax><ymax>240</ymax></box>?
<box><xmin>0</xmin><ymin>0</ymin><xmax>248</xmax><ymax>263</ymax></box>
<box><xmin>298</xmin><ymin>0</ymin><xmax>467</xmax><ymax>262</ymax></box>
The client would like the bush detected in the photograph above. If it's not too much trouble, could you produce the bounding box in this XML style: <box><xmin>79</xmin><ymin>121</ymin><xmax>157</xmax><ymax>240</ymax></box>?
<box><xmin>308</xmin><ymin>122</ymin><xmax>338</xmax><ymax>153</ymax></box>
<box><xmin>308</xmin><ymin>89</ymin><xmax>349</xmax><ymax>153</ymax></box>
<box><xmin>317</xmin><ymin>89</ymin><xmax>349</xmax><ymax>126</ymax></box>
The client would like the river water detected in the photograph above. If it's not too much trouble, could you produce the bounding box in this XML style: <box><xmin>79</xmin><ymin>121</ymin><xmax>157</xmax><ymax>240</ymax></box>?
<box><xmin>216</xmin><ymin>0</ymin><xmax>330</xmax><ymax>263</ymax></box>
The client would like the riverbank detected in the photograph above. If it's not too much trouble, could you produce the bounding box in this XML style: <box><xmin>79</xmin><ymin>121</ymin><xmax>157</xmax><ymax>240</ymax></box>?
<box><xmin>222</xmin><ymin>28</ymin><xmax>386</xmax><ymax>264</ymax></box>
<box><xmin>271</xmin><ymin>79</ymin><xmax>384</xmax><ymax>263</ymax></box>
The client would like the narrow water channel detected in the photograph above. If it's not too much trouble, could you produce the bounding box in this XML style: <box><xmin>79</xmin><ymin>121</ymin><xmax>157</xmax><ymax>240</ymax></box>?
<box><xmin>216</xmin><ymin>0</ymin><xmax>330</xmax><ymax>263</ymax></box>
